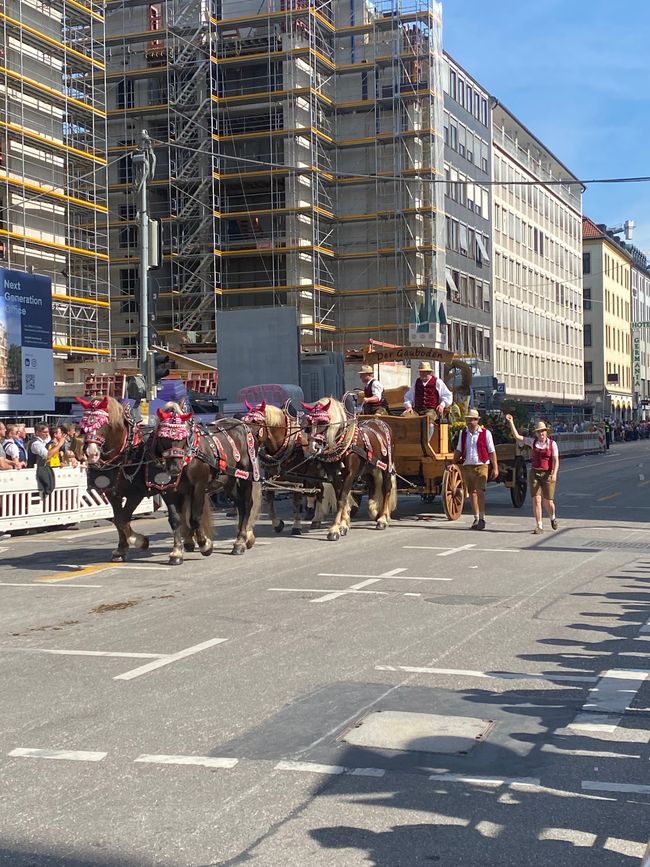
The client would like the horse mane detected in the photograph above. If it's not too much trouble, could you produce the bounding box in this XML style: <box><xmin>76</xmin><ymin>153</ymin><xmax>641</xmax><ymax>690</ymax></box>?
<box><xmin>105</xmin><ymin>396</ymin><xmax>128</xmax><ymax>430</ymax></box>
<box><xmin>264</xmin><ymin>404</ymin><xmax>287</xmax><ymax>428</ymax></box>
<box><xmin>319</xmin><ymin>397</ymin><xmax>347</xmax><ymax>448</ymax></box>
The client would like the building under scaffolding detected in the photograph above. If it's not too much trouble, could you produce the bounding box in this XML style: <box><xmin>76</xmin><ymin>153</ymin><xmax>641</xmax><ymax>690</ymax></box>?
<box><xmin>0</xmin><ymin>0</ymin><xmax>109</xmax><ymax>358</ymax></box>
<box><xmin>106</xmin><ymin>0</ymin><xmax>445</xmax><ymax>355</ymax></box>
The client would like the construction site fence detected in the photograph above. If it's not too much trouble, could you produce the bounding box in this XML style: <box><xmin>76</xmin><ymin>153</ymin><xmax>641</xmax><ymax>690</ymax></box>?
<box><xmin>0</xmin><ymin>467</ymin><xmax>160</xmax><ymax>534</ymax></box>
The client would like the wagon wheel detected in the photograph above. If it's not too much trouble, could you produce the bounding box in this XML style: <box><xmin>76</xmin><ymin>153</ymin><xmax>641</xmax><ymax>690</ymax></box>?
<box><xmin>442</xmin><ymin>464</ymin><xmax>464</xmax><ymax>521</ymax></box>
<box><xmin>510</xmin><ymin>456</ymin><xmax>527</xmax><ymax>509</ymax></box>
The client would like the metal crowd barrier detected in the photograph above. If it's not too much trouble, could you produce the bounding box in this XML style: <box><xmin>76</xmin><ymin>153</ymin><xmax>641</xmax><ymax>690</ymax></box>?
<box><xmin>0</xmin><ymin>467</ymin><xmax>158</xmax><ymax>533</ymax></box>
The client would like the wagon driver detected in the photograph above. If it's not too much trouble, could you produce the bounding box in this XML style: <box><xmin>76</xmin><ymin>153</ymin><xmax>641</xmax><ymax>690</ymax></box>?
<box><xmin>358</xmin><ymin>365</ymin><xmax>389</xmax><ymax>415</ymax></box>
<box><xmin>505</xmin><ymin>414</ymin><xmax>559</xmax><ymax>535</ymax></box>
<box><xmin>453</xmin><ymin>409</ymin><xmax>499</xmax><ymax>531</ymax></box>
<box><xmin>403</xmin><ymin>361</ymin><xmax>453</xmax><ymax>416</ymax></box>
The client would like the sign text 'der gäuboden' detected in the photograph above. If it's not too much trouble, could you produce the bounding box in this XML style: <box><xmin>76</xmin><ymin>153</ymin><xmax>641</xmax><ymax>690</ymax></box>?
<box><xmin>0</xmin><ymin>268</ymin><xmax>54</xmax><ymax>412</ymax></box>
<box><xmin>364</xmin><ymin>346</ymin><xmax>456</xmax><ymax>365</ymax></box>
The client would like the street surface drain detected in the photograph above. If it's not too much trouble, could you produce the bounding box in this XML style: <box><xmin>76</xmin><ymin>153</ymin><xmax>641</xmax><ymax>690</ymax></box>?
<box><xmin>582</xmin><ymin>540</ymin><xmax>650</xmax><ymax>550</ymax></box>
<box><xmin>340</xmin><ymin>711</ymin><xmax>494</xmax><ymax>755</ymax></box>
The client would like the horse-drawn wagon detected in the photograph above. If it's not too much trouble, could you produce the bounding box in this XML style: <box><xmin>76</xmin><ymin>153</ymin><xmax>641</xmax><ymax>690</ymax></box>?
<box><xmin>358</xmin><ymin>345</ymin><xmax>527</xmax><ymax>520</ymax></box>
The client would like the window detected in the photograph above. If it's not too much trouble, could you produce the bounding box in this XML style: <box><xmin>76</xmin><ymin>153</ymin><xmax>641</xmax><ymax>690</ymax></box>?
<box><xmin>116</xmin><ymin>78</ymin><xmax>135</xmax><ymax>110</ymax></box>
<box><xmin>583</xmin><ymin>252</ymin><xmax>591</xmax><ymax>274</ymax></box>
<box><xmin>449</xmin><ymin>120</ymin><xmax>457</xmax><ymax>150</ymax></box>
<box><xmin>449</xmin><ymin>69</ymin><xmax>457</xmax><ymax>100</ymax></box>
<box><xmin>584</xmin><ymin>324</ymin><xmax>592</xmax><ymax>347</ymax></box>
<box><xmin>583</xmin><ymin>288</ymin><xmax>591</xmax><ymax>310</ymax></box>
<box><xmin>457</xmin><ymin>79</ymin><xmax>464</xmax><ymax>107</ymax></box>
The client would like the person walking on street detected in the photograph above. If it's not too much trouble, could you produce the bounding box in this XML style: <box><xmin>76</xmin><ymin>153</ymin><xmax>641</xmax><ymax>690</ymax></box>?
<box><xmin>505</xmin><ymin>415</ymin><xmax>559</xmax><ymax>534</ymax></box>
<box><xmin>403</xmin><ymin>362</ymin><xmax>453</xmax><ymax>416</ymax></box>
<box><xmin>453</xmin><ymin>409</ymin><xmax>499</xmax><ymax>530</ymax></box>
<box><xmin>358</xmin><ymin>365</ymin><xmax>389</xmax><ymax>415</ymax></box>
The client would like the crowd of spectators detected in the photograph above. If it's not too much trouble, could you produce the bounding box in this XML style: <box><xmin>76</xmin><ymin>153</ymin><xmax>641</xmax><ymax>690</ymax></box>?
<box><xmin>0</xmin><ymin>421</ymin><xmax>85</xmax><ymax>472</ymax></box>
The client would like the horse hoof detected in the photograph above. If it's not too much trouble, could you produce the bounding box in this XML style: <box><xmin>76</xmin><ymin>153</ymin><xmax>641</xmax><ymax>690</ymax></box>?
<box><xmin>231</xmin><ymin>545</ymin><xmax>246</xmax><ymax>555</ymax></box>
<box><xmin>200</xmin><ymin>546</ymin><xmax>213</xmax><ymax>557</ymax></box>
<box><xmin>375</xmin><ymin>521</ymin><xmax>387</xmax><ymax>530</ymax></box>
<box><xmin>141</xmin><ymin>537</ymin><xmax>150</xmax><ymax>550</ymax></box>
<box><xmin>311</xmin><ymin>521</ymin><xmax>322</xmax><ymax>531</ymax></box>
<box><xmin>291</xmin><ymin>528</ymin><xmax>302</xmax><ymax>536</ymax></box>
<box><xmin>246</xmin><ymin>536</ymin><xmax>255</xmax><ymax>550</ymax></box>
<box><xmin>168</xmin><ymin>555</ymin><xmax>183</xmax><ymax>566</ymax></box>
<box><xmin>327</xmin><ymin>531</ymin><xmax>340</xmax><ymax>542</ymax></box>
<box><xmin>184</xmin><ymin>542</ymin><xmax>196</xmax><ymax>553</ymax></box>
<box><xmin>274</xmin><ymin>520</ymin><xmax>285</xmax><ymax>534</ymax></box>
<box><xmin>111</xmin><ymin>552</ymin><xmax>126</xmax><ymax>563</ymax></box>
<box><xmin>340</xmin><ymin>526</ymin><xmax>348</xmax><ymax>537</ymax></box>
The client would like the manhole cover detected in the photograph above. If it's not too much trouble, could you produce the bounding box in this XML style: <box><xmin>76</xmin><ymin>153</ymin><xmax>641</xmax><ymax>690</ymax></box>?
<box><xmin>340</xmin><ymin>711</ymin><xmax>494</xmax><ymax>755</ymax></box>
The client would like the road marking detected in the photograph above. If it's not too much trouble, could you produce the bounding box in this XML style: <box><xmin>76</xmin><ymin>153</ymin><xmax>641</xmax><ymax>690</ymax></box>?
<box><xmin>582</xmin><ymin>780</ymin><xmax>650</xmax><ymax>795</ymax></box>
<box><xmin>0</xmin><ymin>649</ymin><xmax>163</xmax><ymax>659</ymax></box>
<box><xmin>640</xmin><ymin>617</ymin><xmax>650</xmax><ymax>635</ymax></box>
<box><xmin>269</xmin><ymin>587</ymin><xmax>389</xmax><ymax>596</ymax></box>
<box><xmin>62</xmin><ymin>528</ymin><xmax>114</xmax><ymax>540</ymax></box>
<box><xmin>134</xmin><ymin>754</ymin><xmax>238</xmax><ymax>769</ymax></box>
<box><xmin>9</xmin><ymin>748</ymin><xmax>106</xmax><ymax>762</ymax></box>
<box><xmin>36</xmin><ymin>563</ymin><xmax>118</xmax><ymax>583</ymax></box>
<box><xmin>639</xmin><ymin>474</ymin><xmax>645</xmax><ymax>481</ymax></box>
<box><xmin>404</xmin><ymin>546</ymin><xmax>520</xmax><ymax>554</ymax></box>
<box><xmin>429</xmin><ymin>773</ymin><xmax>540</xmax><ymax>789</ymax></box>
<box><xmin>274</xmin><ymin>760</ymin><xmax>385</xmax><ymax>777</ymax></box>
<box><xmin>0</xmin><ymin>582</ymin><xmax>103</xmax><ymax>589</ymax></box>
<box><xmin>437</xmin><ymin>543</ymin><xmax>476</xmax><ymax>557</ymax></box>
<box><xmin>597</xmin><ymin>492</ymin><xmax>622</xmax><ymax>502</ymax></box>
<box><xmin>569</xmin><ymin>669</ymin><xmax>649</xmax><ymax>732</ymax></box>
<box><xmin>114</xmin><ymin>637</ymin><xmax>229</xmax><ymax>681</ymax></box>
<box><xmin>319</xmin><ymin>571</ymin><xmax>452</xmax><ymax>582</ymax></box>
<box><xmin>375</xmin><ymin>665</ymin><xmax>598</xmax><ymax>683</ymax></box>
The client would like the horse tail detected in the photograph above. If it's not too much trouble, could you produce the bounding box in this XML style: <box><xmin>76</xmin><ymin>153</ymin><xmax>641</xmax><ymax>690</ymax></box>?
<box><xmin>200</xmin><ymin>494</ymin><xmax>213</xmax><ymax>543</ymax></box>
<box><xmin>321</xmin><ymin>482</ymin><xmax>337</xmax><ymax>516</ymax></box>
<box><xmin>368</xmin><ymin>470</ymin><xmax>381</xmax><ymax>521</ymax></box>
<box><xmin>389</xmin><ymin>472</ymin><xmax>397</xmax><ymax>514</ymax></box>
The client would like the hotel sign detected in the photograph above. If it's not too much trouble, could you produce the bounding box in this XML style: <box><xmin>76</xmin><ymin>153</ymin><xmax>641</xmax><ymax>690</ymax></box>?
<box><xmin>633</xmin><ymin>334</ymin><xmax>642</xmax><ymax>390</ymax></box>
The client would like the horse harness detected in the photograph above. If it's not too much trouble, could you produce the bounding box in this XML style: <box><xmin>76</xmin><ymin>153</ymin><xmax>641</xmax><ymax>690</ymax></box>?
<box><xmin>80</xmin><ymin>401</ymin><xmax>146</xmax><ymax>490</ymax></box>
<box><xmin>304</xmin><ymin>409</ymin><xmax>394</xmax><ymax>473</ymax></box>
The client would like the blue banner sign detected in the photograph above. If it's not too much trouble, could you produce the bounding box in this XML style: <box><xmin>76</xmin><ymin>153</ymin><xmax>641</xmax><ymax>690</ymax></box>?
<box><xmin>0</xmin><ymin>268</ymin><xmax>54</xmax><ymax>411</ymax></box>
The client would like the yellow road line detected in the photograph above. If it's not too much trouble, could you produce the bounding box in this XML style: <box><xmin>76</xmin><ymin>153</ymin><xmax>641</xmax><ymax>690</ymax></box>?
<box><xmin>36</xmin><ymin>563</ymin><xmax>120</xmax><ymax>583</ymax></box>
<box><xmin>597</xmin><ymin>492</ymin><xmax>622</xmax><ymax>502</ymax></box>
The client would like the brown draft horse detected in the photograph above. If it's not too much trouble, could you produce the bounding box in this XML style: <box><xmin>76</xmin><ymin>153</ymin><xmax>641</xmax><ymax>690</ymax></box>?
<box><xmin>77</xmin><ymin>396</ymin><xmax>153</xmax><ymax>562</ymax></box>
<box><xmin>241</xmin><ymin>400</ymin><xmax>333</xmax><ymax>536</ymax></box>
<box><xmin>301</xmin><ymin>397</ymin><xmax>397</xmax><ymax>541</ymax></box>
<box><xmin>148</xmin><ymin>403</ymin><xmax>261</xmax><ymax>563</ymax></box>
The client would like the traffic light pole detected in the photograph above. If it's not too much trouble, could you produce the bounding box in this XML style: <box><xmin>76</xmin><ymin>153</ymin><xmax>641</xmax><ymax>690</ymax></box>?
<box><xmin>132</xmin><ymin>130</ymin><xmax>157</xmax><ymax>401</ymax></box>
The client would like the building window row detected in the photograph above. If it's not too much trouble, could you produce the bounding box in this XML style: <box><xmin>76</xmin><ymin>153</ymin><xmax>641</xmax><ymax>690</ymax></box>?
<box><xmin>444</xmin><ymin>165</ymin><xmax>489</xmax><ymax>218</ymax></box>
<box><xmin>493</xmin><ymin>154</ymin><xmax>581</xmax><ymax>244</ymax></box>
<box><xmin>496</xmin><ymin>301</ymin><xmax>581</xmax><ymax>356</ymax></box>
<box><xmin>495</xmin><ymin>204</ymin><xmax>579</xmax><ymax>284</ymax></box>
<box><xmin>445</xmin><ymin>67</ymin><xmax>489</xmax><ymax>127</ymax></box>
<box><xmin>444</xmin><ymin>111</ymin><xmax>489</xmax><ymax>173</ymax></box>
<box><xmin>605</xmin><ymin>289</ymin><xmax>630</xmax><ymax>321</ymax></box>
<box><xmin>606</xmin><ymin>362</ymin><xmax>630</xmax><ymax>390</ymax></box>
<box><xmin>604</xmin><ymin>253</ymin><xmax>629</xmax><ymax>287</ymax></box>
<box><xmin>605</xmin><ymin>325</ymin><xmax>631</xmax><ymax>355</ymax></box>
<box><xmin>447</xmin><ymin>320</ymin><xmax>491</xmax><ymax>361</ymax></box>
<box><xmin>496</xmin><ymin>346</ymin><xmax>582</xmax><ymax>389</ymax></box>
<box><xmin>494</xmin><ymin>252</ymin><xmax>580</xmax><ymax>321</ymax></box>
<box><xmin>446</xmin><ymin>217</ymin><xmax>490</xmax><ymax>266</ymax></box>
<box><xmin>445</xmin><ymin>268</ymin><xmax>490</xmax><ymax>313</ymax></box>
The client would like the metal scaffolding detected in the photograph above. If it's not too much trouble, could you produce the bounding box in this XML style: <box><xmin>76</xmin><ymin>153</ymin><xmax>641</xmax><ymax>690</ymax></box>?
<box><xmin>0</xmin><ymin>0</ymin><xmax>110</xmax><ymax>357</ymax></box>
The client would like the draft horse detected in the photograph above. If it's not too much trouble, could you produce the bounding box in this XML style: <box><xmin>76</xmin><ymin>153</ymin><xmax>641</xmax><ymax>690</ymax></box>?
<box><xmin>148</xmin><ymin>403</ymin><xmax>261</xmax><ymax>563</ymax></box>
<box><xmin>242</xmin><ymin>400</ymin><xmax>333</xmax><ymax>535</ymax></box>
<box><xmin>301</xmin><ymin>397</ymin><xmax>396</xmax><ymax>541</ymax></box>
<box><xmin>76</xmin><ymin>396</ymin><xmax>152</xmax><ymax>562</ymax></box>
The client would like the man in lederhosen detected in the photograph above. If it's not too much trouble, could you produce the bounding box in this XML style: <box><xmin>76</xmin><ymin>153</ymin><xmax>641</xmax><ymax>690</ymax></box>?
<box><xmin>358</xmin><ymin>365</ymin><xmax>389</xmax><ymax>415</ymax></box>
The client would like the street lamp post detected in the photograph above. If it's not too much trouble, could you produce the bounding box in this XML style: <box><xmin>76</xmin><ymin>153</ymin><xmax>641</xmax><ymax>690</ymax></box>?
<box><xmin>132</xmin><ymin>130</ymin><xmax>157</xmax><ymax>400</ymax></box>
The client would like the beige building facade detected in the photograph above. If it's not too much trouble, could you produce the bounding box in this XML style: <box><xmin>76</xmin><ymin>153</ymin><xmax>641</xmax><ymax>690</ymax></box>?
<box><xmin>582</xmin><ymin>217</ymin><xmax>633</xmax><ymax>419</ymax></box>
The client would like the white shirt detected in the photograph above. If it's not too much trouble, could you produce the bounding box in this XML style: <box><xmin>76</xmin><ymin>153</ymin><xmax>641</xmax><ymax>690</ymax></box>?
<box><xmin>363</xmin><ymin>379</ymin><xmax>384</xmax><ymax>400</ymax></box>
<box><xmin>30</xmin><ymin>438</ymin><xmax>50</xmax><ymax>460</ymax></box>
<box><xmin>456</xmin><ymin>426</ymin><xmax>495</xmax><ymax>465</ymax></box>
<box><xmin>2</xmin><ymin>438</ymin><xmax>18</xmax><ymax>460</ymax></box>
<box><xmin>404</xmin><ymin>376</ymin><xmax>453</xmax><ymax>410</ymax></box>
<box><xmin>524</xmin><ymin>437</ymin><xmax>559</xmax><ymax>458</ymax></box>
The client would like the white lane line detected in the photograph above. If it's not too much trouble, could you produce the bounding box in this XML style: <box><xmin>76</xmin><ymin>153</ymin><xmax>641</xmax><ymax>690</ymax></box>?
<box><xmin>582</xmin><ymin>780</ymin><xmax>650</xmax><ymax>795</ymax></box>
<box><xmin>349</xmin><ymin>578</ymin><xmax>383</xmax><ymax>590</ymax></box>
<box><xmin>569</xmin><ymin>668</ymin><xmax>649</xmax><ymax>733</ymax></box>
<box><xmin>0</xmin><ymin>582</ymin><xmax>103</xmax><ymax>589</ymax></box>
<box><xmin>640</xmin><ymin>618</ymin><xmax>650</xmax><ymax>635</ymax></box>
<box><xmin>429</xmin><ymin>773</ymin><xmax>540</xmax><ymax>789</ymax></box>
<box><xmin>375</xmin><ymin>665</ymin><xmax>598</xmax><ymax>683</ymax></box>
<box><xmin>9</xmin><ymin>748</ymin><xmax>106</xmax><ymax>762</ymax></box>
<box><xmin>274</xmin><ymin>760</ymin><xmax>385</xmax><ymax>777</ymax></box>
<box><xmin>62</xmin><ymin>528</ymin><xmax>114</xmax><ymax>540</ymax></box>
<box><xmin>437</xmin><ymin>544</ymin><xmax>476</xmax><ymax>558</ymax></box>
<box><xmin>269</xmin><ymin>587</ymin><xmax>388</xmax><ymax>596</ymax></box>
<box><xmin>318</xmin><ymin>571</ymin><xmax>452</xmax><ymax>582</ymax></box>
<box><xmin>113</xmin><ymin>564</ymin><xmax>171</xmax><ymax>571</ymax></box>
<box><xmin>404</xmin><ymin>546</ymin><xmax>521</xmax><ymax>554</ymax></box>
<box><xmin>541</xmin><ymin>745</ymin><xmax>641</xmax><ymax>759</ymax></box>
<box><xmin>114</xmin><ymin>637</ymin><xmax>229</xmax><ymax>681</ymax></box>
<box><xmin>0</xmin><ymin>649</ymin><xmax>163</xmax><ymax>659</ymax></box>
<box><xmin>313</xmin><ymin>578</ymin><xmax>382</xmax><ymax>603</ymax></box>
<box><xmin>134</xmin><ymin>754</ymin><xmax>238</xmax><ymax>769</ymax></box>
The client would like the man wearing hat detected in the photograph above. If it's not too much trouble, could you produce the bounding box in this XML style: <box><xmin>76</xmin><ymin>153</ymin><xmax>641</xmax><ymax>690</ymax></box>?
<box><xmin>358</xmin><ymin>365</ymin><xmax>388</xmax><ymax>415</ymax></box>
<box><xmin>453</xmin><ymin>408</ymin><xmax>499</xmax><ymax>530</ymax></box>
<box><xmin>403</xmin><ymin>362</ymin><xmax>453</xmax><ymax>416</ymax></box>
<box><xmin>505</xmin><ymin>415</ymin><xmax>559</xmax><ymax>534</ymax></box>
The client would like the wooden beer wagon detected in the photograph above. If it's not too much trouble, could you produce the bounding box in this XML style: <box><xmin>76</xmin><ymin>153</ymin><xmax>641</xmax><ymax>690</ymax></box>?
<box><xmin>358</xmin><ymin>345</ymin><xmax>527</xmax><ymax>520</ymax></box>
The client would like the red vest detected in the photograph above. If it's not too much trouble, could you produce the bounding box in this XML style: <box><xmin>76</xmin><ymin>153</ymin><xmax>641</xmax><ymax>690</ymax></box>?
<box><xmin>414</xmin><ymin>376</ymin><xmax>438</xmax><ymax>410</ymax></box>
<box><xmin>531</xmin><ymin>440</ymin><xmax>553</xmax><ymax>471</ymax></box>
<box><xmin>460</xmin><ymin>428</ymin><xmax>490</xmax><ymax>464</ymax></box>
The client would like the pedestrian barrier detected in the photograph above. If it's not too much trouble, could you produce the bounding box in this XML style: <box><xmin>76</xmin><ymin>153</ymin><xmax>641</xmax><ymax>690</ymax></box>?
<box><xmin>0</xmin><ymin>467</ymin><xmax>158</xmax><ymax>533</ymax></box>
<box><xmin>553</xmin><ymin>432</ymin><xmax>605</xmax><ymax>457</ymax></box>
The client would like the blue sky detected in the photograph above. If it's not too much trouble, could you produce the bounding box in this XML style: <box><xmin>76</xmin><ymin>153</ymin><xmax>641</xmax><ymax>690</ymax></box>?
<box><xmin>443</xmin><ymin>0</ymin><xmax>650</xmax><ymax>253</ymax></box>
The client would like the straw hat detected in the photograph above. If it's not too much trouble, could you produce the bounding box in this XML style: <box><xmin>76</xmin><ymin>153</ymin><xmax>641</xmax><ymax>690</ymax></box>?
<box><xmin>533</xmin><ymin>421</ymin><xmax>549</xmax><ymax>432</ymax></box>
<box><xmin>359</xmin><ymin>365</ymin><xmax>374</xmax><ymax>375</ymax></box>
<box><xmin>418</xmin><ymin>361</ymin><xmax>434</xmax><ymax>372</ymax></box>
<box><xmin>465</xmin><ymin>409</ymin><xmax>480</xmax><ymax>420</ymax></box>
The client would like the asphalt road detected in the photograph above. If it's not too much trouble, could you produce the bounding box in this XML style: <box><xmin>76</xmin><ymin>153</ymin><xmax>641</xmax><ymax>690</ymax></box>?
<box><xmin>1</xmin><ymin>442</ymin><xmax>649</xmax><ymax>866</ymax></box>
